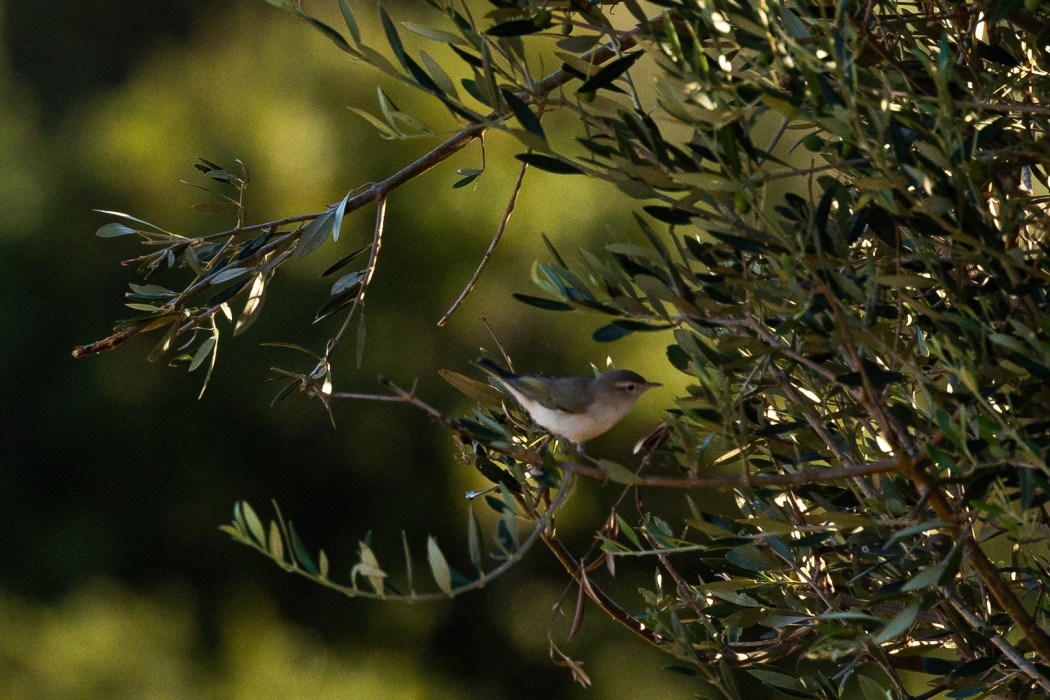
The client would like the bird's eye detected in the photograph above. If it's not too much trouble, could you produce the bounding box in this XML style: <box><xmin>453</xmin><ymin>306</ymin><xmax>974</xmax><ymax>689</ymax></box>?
<box><xmin>625</xmin><ymin>383</ymin><xmax>636</xmax><ymax>392</ymax></box>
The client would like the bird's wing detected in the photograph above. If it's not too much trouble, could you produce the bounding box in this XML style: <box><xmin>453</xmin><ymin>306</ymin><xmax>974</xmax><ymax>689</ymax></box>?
<box><xmin>542</xmin><ymin>377</ymin><xmax>594</xmax><ymax>414</ymax></box>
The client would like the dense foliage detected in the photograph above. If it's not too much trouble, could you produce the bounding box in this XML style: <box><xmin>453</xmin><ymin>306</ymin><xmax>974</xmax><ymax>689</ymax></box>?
<box><xmin>78</xmin><ymin>0</ymin><xmax>1050</xmax><ymax>697</ymax></box>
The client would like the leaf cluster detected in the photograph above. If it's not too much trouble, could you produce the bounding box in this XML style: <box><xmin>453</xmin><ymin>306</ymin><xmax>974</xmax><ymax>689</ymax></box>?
<box><xmin>77</xmin><ymin>0</ymin><xmax>1050</xmax><ymax>696</ymax></box>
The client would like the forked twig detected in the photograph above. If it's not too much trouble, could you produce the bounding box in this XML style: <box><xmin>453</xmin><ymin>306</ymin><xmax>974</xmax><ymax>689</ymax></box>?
<box><xmin>437</xmin><ymin>158</ymin><xmax>530</xmax><ymax>326</ymax></box>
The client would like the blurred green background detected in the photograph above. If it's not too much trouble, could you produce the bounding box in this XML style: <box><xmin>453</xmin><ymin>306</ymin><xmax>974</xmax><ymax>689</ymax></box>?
<box><xmin>1</xmin><ymin>0</ymin><xmax>696</xmax><ymax>697</ymax></box>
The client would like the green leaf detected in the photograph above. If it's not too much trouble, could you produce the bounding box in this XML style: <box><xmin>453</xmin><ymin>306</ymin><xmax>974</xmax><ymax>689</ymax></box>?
<box><xmin>401</xmin><ymin>21</ymin><xmax>464</xmax><ymax>45</ymax></box>
<box><xmin>577</xmin><ymin>52</ymin><xmax>642</xmax><ymax>93</ymax></box>
<box><xmin>901</xmin><ymin>556</ymin><xmax>949</xmax><ymax>592</ymax></box>
<box><xmin>379</xmin><ymin>5</ymin><xmax>411</xmax><ymax>76</ymax></box>
<box><xmin>593</xmin><ymin>321</ymin><xmax>674</xmax><ymax>343</ymax></box>
<box><xmin>782</xmin><ymin>9</ymin><xmax>811</xmax><ymax>40</ymax></box>
<box><xmin>239</xmin><ymin>502</ymin><xmax>266</xmax><ymax>546</ymax></box>
<box><xmin>302</xmin><ymin>15</ymin><xmax>354</xmax><ymax>54</ymax></box>
<box><xmin>467</xmin><ymin>508</ymin><xmax>483</xmax><ymax>573</ymax></box>
<box><xmin>726</xmin><ymin>544</ymin><xmax>781</xmax><ymax>572</ymax></box>
<box><xmin>188</xmin><ymin>337</ymin><xmax>216</xmax><ymax>372</ymax></box>
<box><xmin>427</xmin><ymin>536</ymin><xmax>453</xmax><ymax>596</ymax></box>
<box><xmin>643</xmin><ymin>205</ymin><xmax>693</xmax><ymax>225</ymax></box>
<box><xmin>93</xmin><ymin>209</ymin><xmax>169</xmax><ymax>233</ymax></box>
<box><xmin>597</xmin><ymin>459</ymin><xmax>643</xmax><ymax>485</ymax></box>
<box><xmin>453</xmin><ymin>170</ymin><xmax>482</xmax><ymax>188</ymax></box>
<box><xmin>337</xmin><ymin>0</ymin><xmax>360</xmax><ymax>44</ymax></box>
<box><xmin>314</xmin><ymin>288</ymin><xmax>358</xmax><ymax>324</ymax></box>
<box><xmin>96</xmin><ymin>222</ymin><xmax>137</xmax><ymax>237</ymax></box>
<box><xmin>874</xmin><ymin>603</ymin><xmax>920</xmax><ymax>644</ymax></box>
<box><xmin>353</xmin><ymin>542</ymin><xmax>386</xmax><ymax>596</ymax></box>
<box><xmin>330</xmin><ymin>192</ymin><xmax>350</xmax><ymax>242</ymax></box>
<box><xmin>331</xmin><ymin>269</ymin><xmax>366</xmax><ymax>296</ymax></box>
<box><xmin>450</xmin><ymin>44</ymin><xmax>483</xmax><ymax>69</ymax></box>
<box><xmin>210</xmin><ymin>266</ymin><xmax>250</xmax><ymax>285</ymax></box>
<box><xmin>420</xmin><ymin>51</ymin><xmax>458</xmax><ymax>99</ymax></box>
<box><xmin>318</xmin><ymin>550</ymin><xmax>329</xmax><ymax>579</ymax></box>
<box><xmin>747</xmin><ymin>669</ymin><xmax>803</xmax><ymax>691</ymax></box>
<box><xmin>854</xmin><ymin>674</ymin><xmax>891</xmax><ymax>700</ymax></box>
<box><xmin>512</xmin><ymin>293</ymin><xmax>573</xmax><ymax>311</ymax></box>
<box><xmin>321</xmin><ymin>244</ymin><xmax>371</xmax><ymax>277</ymax></box>
<box><xmin>514</xmin><ymin>153</ymin><xmax>584</xmax><ymax>174</ymax></box>
<box><xmin>287</xmin><ymin>522</ymin><xmax>318</xmax><ymax>574</ymax></box>
<box><xmin>439</xmin><ymin>369</ymin><xmax>504</xmax><ymax>404</ymax></box>
<box><xmin>487</xmin><ymin>18</ymin><xmax>545</xmax><ymax>37</ymax></box>
<box><xmin>235</xmin><ymin>274</ymin><xmax>267</xmax><ymax>336</ymax></box>
<box><xmin>501</xmin><ymin>88</ymin><xmax>545</xmax><ymax>140</ymax></box>
<box><xmin>885</xmin><ymin>521</ymin><xmax>950</xmax><ymax>547</ymax></box>
<box><xmin>206</xmin><ymin>278</ymin><xmax>250</xmax><ymax>308</ymax></box>
<box><xmin>348</xmin><ymin>107</ymin><xmax>398</xmax><ymax>139</ymax></box>
<box><xmin>268</xmin><ymin>520</ymin><xmax>285</xmax><ymax>562</ymax></box>
<box><xmin>294</xmin><ymin>210</ymin><xmax>335</xmax><ymax>258</ymax></box>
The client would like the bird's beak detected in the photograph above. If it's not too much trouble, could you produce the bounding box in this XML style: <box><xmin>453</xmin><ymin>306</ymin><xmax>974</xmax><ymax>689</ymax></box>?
<box><xmin>644</xmin><ymin>381</ymin><xmax>661</xmax><ymax>389</ymax></box>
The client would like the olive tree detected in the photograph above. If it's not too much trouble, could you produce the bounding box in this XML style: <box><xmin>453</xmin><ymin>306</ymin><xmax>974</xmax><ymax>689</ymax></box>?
<box><xmin>76</xmin><ymin>0</ymin><xmax>1050</xmax><ymax>697</ymax></box>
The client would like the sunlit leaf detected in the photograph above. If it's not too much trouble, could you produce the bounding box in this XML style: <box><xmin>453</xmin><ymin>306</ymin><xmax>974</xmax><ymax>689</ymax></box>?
<box><xmin>439</xmin><ymin>369</ymin><xmax>504</xmax><ymax>404</ymax></box>
<box><xmin>427</xmin><ymin>536</ymin><xmax>453</xmax><ymax>596</ymax></box>
<box><xmin>96</xmin><ymin>223</ymin><xmax>137</xmax><ymax>237</ymax></box>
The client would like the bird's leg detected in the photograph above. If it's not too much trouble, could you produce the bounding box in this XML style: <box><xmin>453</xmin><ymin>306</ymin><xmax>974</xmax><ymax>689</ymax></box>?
<box><xmin>526</xmin><ymin>434</ymin><xmax>553</xmax><ymax>479</ymax></box>
<box><xmin>569</xmin><ymin>440</ymin><xmax>598</xmax><ymax>465</ymax></box>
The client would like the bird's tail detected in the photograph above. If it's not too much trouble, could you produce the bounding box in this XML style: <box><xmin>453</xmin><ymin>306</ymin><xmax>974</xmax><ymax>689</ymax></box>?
<box><xmin>474</xmin><ymin>357</ymin><xmax>513</xmax><ymax>379</ymax></box>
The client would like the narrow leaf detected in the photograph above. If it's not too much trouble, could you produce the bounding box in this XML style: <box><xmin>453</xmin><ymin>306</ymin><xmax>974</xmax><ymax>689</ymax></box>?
<box><xmin>337</xmin><ymin>0</ymin><xmax>361</xmax><ymax>44</ymax></box>
<box><xmin>427</xmin><ymin>536</ymin><xmax>454</xmax><ymax>596</ymax></box>
<box><xmin>487</xmin><ymin>18</ymin><xmax>545</xmax><ymax>36</ymax></box>
<box><xmin>96</xmin><ymin>223</ymin><xmax>137</xmax><ymax>238</ymax></box>
<box><xmin>302</xmin><ymin>15</ymin><xmax>354</xmax><ymax>54</ymax></box>
<box><xmin>439</xmin><ymin>369</ymin><xmax>504</xmax><ymax>404</ymax></box>
<box><xmin>188</xmin><ymin>337</ymin><xmax>216</xmax><ymax>372</ymax></box>
<box><xmin>514</xmin><ymin>153</ymin><xmax>583</xmax><ymax>174</ymax></box>
<box><xmin>330</xmin><ymin>192</ymin><xmax>350</xmax><ymax>242</ymax></box>
<box><xmin>401</xmin><ymin>21</ymin><xmax>464</xmax><ymax>45</ymax></box>
<box><xmin>512</xmin><ymin>293</ymin><xmax>573</xmax><ymax>311</ymax></box>
<box><xmin>240</xmin><ymin>502</ymin><xmax>266</xmax><ymax>546</ymax></box>
<box><xmin>501</xmin><ymin>88</ymin><xmax>545</xmax><ymax>139</ymax></box>
<box><xmin>321</xmin><ymin>244</ymin><xmax>371</xmax><ymax>277</ymax></box>
<box><xmin>874</xmin><ymin>603</ymin><xmax>920</xmax><ymax>644</ymax></box>
<box><xmin>294</xmin><ymin>211</ymin><xmax>335</xmax><ymax>258</ymax></box>
<box><xmin>268</xmin><ymin>520</ymin><xmax>285</xmax><ymax>562</ymax></box>
<box><xmin>287</xmin><ymin>522</ymin><xmax>318</xmax><ymax>574</ymax></box>
<box><xmin>597</xmin><ymin>459</ymin><xmax>643</xmax><ymax>485</ymax></box>
<box><xmin>577</xmin><ymin>52</ymin><xmax>643</xmax><ymax>93</ymax></box>
<box><xmin>93</xmin><ymin>209</ymin><xmax>169</xmax><ymax>233</ymax></box>
<box><xmin>467</xmin><ymin>508</ymin><xmax>483</xmax><ymax>573</ymax></box>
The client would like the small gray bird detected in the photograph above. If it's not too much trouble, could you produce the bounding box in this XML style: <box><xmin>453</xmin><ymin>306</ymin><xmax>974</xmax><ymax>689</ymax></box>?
<box><xmin>477</xmin><ymin>358</ymin><xmax>660</xmax><ymax>445</ymax></box>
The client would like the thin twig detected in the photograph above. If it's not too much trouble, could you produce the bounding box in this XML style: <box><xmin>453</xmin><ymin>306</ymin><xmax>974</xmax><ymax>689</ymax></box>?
<box><xmin>564</xmin><ymin>456</ymin><xmax>900</xmax><ymax>488</ymax></box>
<box><xmin>945</xmin><ymin>594</ymin><xmax>1050</xmax><ymax>694</ymax></box>
<box><xmin>541</xmin><ymin>526</ymin><xmax>668</xmax><ymax>647</ymax></box>
<box><xmin>74</xmin><ymin>29</ymin><xmax>645</xmax><ymax>360</ymax></box>
<box><xmin>326</xmin><ymin>194</ymin><xmax>387</xmax><ymax>360</ymax></box>
<box><xmin>437</xmin><ymin>158</ymin><xmax>530</xmax><ymax>326</ymax></box>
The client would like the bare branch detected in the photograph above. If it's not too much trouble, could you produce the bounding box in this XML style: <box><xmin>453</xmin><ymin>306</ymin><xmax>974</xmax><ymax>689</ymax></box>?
<box><xmin>437</xmin><ymin>158</ymin><xmax>530</xmax><ymax>326</ymax></box>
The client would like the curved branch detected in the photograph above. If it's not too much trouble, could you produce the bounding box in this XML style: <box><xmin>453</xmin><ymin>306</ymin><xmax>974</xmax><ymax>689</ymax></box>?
<box><xmin>73</xmin><ymin>26</ymin><xmax>645</xmax><ymax>359</ymax></box>
<box><xmin>233</xmin><ymin>472</ymin><xmax>576</xmax><ymax>604</ymax></box>
<box><xmin>563</xmin><ymin>456</ymin><xmax>900</xmax><ymax>488</ymax></box>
